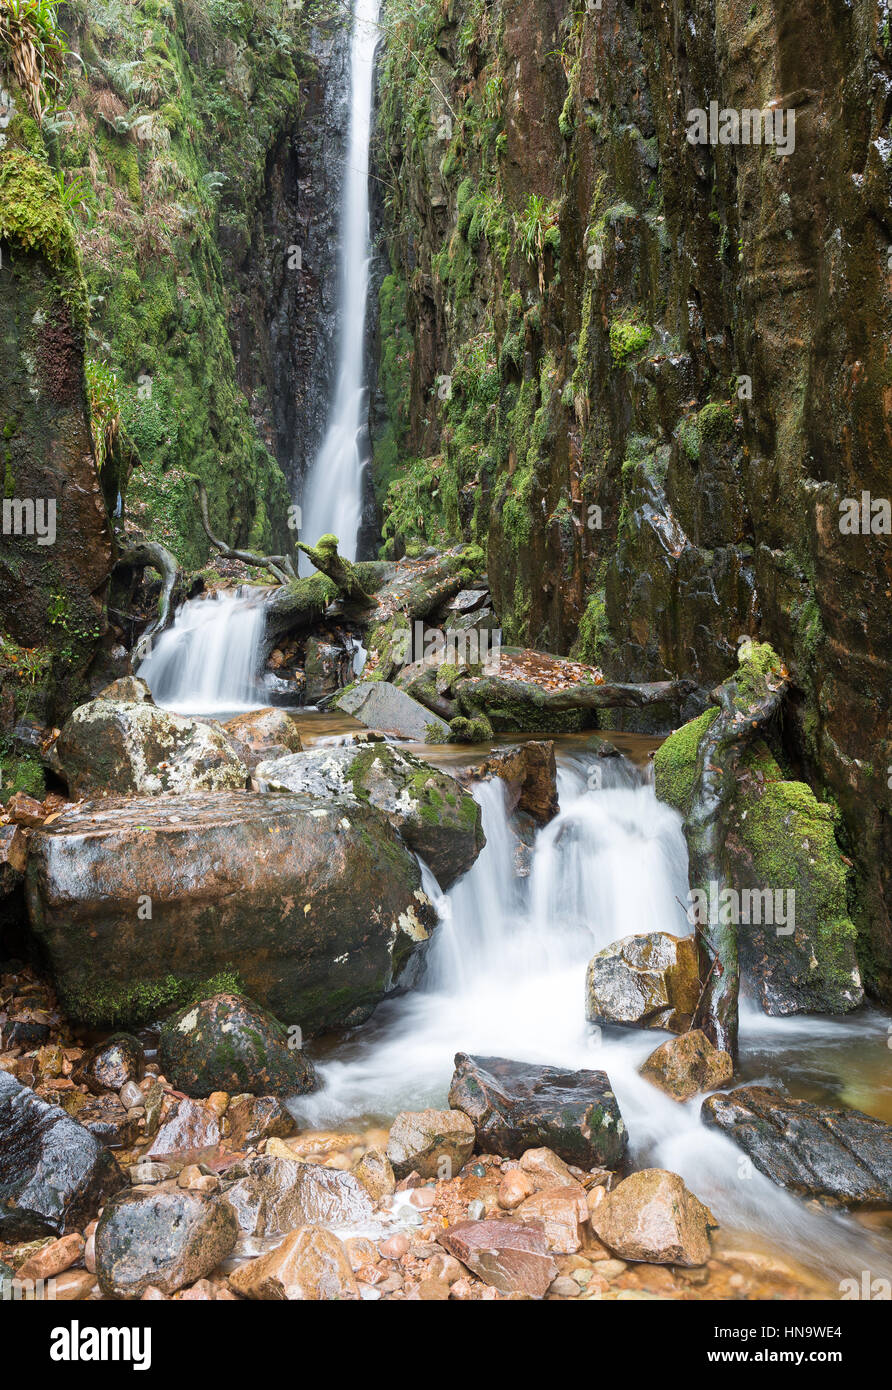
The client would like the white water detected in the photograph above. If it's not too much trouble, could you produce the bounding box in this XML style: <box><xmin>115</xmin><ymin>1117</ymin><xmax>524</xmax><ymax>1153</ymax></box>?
<box><xmin>137</xmin><ymin>590</ymin><xmax>267</xmax><ymax>715</ymax></box>
<box><xmin>293</xmin><ymin>750</ymin><xmax>892</xmax><ymax>1284</ymax></box>
<box><xmin>299</xmin><ymin>0</ymin><xmax>380</xmax><ymax>566</ymax></box>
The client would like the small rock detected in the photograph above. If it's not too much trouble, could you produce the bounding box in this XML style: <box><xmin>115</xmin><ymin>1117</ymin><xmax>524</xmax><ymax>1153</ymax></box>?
<box><xmin>119</xmin><ymin>1080</ymin><xmax>144</xmax><ymax>1110</ymax></box>
<box><xmin>18</xmin><ymin>1232</ymin><xmax>84</xmax><ymax>1281</ymax></box>
<box><xmin>51</xmin><ymin>1269</ymin><xmax>98</xmax><ymax>1301</ymax></box>
<box><xmin>515</xmin><ymin>1186</ymin><xmax>589</xmax><ymax>1254</ymax></box>
<box><xmin>438</xmin><ymin>1218</ymin><xmax>558</xmax><ymax>1297</ymax></box>
<box><xmin>159</xmin><ymin>993</ymin><xmax>317</xmax><ymax>1098</ymax></box>
<box><xmin>639</xmin><ymin>1029</ymin><xmax>733</xmax><ymax>1102</ymax></box>
<box><xmin>386</xmin><ymin>1108</ymin><xmax>476</xmax><ymax>1180</ymax></box>
<box><xmin>225</xmin><ymin>1094</ymin><xmax>295</xmax><ymax>1148</ymax></box>
<box><xmin>353</xmin><ymin>1147</ymin><xmax>396</xmax><ymax>1201</ymax></box>
<box><xmin>498</xmin><ymin>1170</ymin><xmax>535</xmax><ymax>1209</ymax></box>
<box><xmin>74</xmin><ymin>1034</ymin><xmax>144</xmax><ymax>1095</ymax></box>
<box><xmin>549</xmin><ymin>1275</ymin><xmax>581</xmax><ymax>1297</ymax></box>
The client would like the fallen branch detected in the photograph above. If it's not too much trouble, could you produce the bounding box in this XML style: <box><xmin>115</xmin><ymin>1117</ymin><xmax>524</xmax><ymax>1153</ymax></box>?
<box><xmin>115</xmin><ymin>539</ymin><xmax>180</xmax><ymax>659</ymax></box>
<box><xmin>296</xmin><ymin>535</ymin><xmax>374</xmax><ymax>603</ymax></box>
<box><xmin>193</xmin><ymin>478</ymin><xmax>296</xmax><ymax>584</ymax></box>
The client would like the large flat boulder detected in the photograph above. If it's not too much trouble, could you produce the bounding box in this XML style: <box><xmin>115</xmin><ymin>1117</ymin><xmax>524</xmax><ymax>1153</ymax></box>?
<box><xmin>25</xmin><ymin>790</ymin><xmax>437</xmax><ymax>1033</ymax></box>
<box><xmin>448</xmin><ymin>1053</ymin><xmax>627</xmax><ymax>1168</ymax></box>
<box><xmin>701</xmin><ymin>1085</ymin><xmax>892</xmax><ymax>1207</ymax></box>
<box><xmin>585</xmin><ymin>931</ymin><xmax>700</xmax><ymax>1032</ymax></box>
<box><xmin>255</xmin><ymin>743</ymin><xmax>484</xmax><ymax>888</ymax></box>
<box><xmin>0</xmin><ymin>1072</ymin><xmax>125</xmax><ymax>1239</ymax></box>
<box><xmin>57</xmin><ymin>698</ymin><xmax>247</xmax><ymax>797</ymax></box>
<box><xmin>334</xmin><ymin>681</ymin><xmax>450</xmax><ymax>741</ymax></box>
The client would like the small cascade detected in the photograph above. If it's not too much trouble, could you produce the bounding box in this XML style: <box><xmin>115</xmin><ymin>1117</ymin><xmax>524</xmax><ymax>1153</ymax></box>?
<box><xmin>291</xmin><ymin>748</ymin><xmax>892</xmax><ymax>1283</ymax></box>
<box><xmin>137</xmin><ymin>589</ymin><xmax>269</xmax><ymax>716</ymax></box>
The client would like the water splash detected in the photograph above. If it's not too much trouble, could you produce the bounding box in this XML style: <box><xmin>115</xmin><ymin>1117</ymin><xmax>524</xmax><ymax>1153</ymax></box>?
<box><xmin>299</xmin><ymin>0</ymin><xmax>380</xmax><ymax>564</ymax></box>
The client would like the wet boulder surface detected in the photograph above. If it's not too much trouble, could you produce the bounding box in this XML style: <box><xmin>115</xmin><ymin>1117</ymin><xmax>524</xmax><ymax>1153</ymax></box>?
<box><xmin>57</xmin><ymin>698</ymin><xmax>248</xmax><ymax>798</ymax></box>
<box><xmin>255</xmin><ymin>742</ymin><xmax>485</xmax><ymax>888</ymax></box>
<box><xmin>159</xmin><ymin>992</ymin><xmax>317</xmax><ymax>1098</ymax></box>
<box><xmin>448</xmin><ymin>1053</ymin><xmax>627</xmax><ymax>1168</ymax></box>
<box><xmin>0</xmin><ymin>1072</ymin><xmax>125</xmax><ymax>1239</ymax></box>
<box><xmin>585</xmin><ymin>931</ymin><xmax>700</xmax><ymax>1032</ymax></box>
<box><xmin>95</xmin><ymin>1187</ymin><xmax>239</xmax><ymax>1299</ymax></box>
<box><xmin>334</xmin><ymin>681</ymin><xmax>450</xmax><ymax>741</ymax></box>
<box><xmin>701</xmin><ymin>1085</ymin><xmax>892</xmax><ymax>1207</ymax></box>
<box><xmin>25</xmin><ymin>790</ymin><xmax>437</xmax><ymax>1034</ymax></box>
<box><xmin>73</xmin><ymin>1033</ymin><xmax>145</xmax><ymax>1095</ymax></box>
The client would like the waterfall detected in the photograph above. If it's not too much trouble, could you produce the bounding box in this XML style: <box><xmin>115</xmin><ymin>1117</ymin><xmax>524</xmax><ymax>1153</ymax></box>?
<box><xmin>291</xmin><ymin>748</ymin><xmax>892</xmax><ymax>1283</ymax></box>
<box><xmin>137</xmin><ymin>590</ymin><xmax>268</xmax><ymax>716</ymax></box>
<box><xmin>299</xmin><ymin>0</ymin><xmax>380</xmax><ymax>566</ymax></box>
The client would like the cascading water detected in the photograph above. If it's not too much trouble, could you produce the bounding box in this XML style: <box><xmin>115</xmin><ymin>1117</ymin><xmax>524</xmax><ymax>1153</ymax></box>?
<box><xmin>293</xmin><ymin>749</ymin><xmax>892</xmax><ymax>1284</ymax></box>
<box><xmin>299</xmin><ymin>0</ymin><xmax>380</xmax><ymax>565</ymax></box>
<box><xmin>137</xmin><ymin>589</ymin><xmax>268</xmax><ymax>716</ymax></box>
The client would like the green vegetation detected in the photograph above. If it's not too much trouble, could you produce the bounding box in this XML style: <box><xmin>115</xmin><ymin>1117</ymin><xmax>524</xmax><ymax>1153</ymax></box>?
<box><xmin>652</xmin><ymin>706</ymin><xmax>719</xmax><ymax>816</ymax></box>
<box><xmin>63</xmin><ymin>967</ymin><xmax>244</xmax><ymax>1029</ymax></box>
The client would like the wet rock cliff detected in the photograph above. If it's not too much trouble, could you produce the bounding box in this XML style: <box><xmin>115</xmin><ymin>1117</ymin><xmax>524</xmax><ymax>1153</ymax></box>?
<box><xmin>373</xmin><ymin>0</ymin><xmax>892</xmax><ymax>999</ymax></box>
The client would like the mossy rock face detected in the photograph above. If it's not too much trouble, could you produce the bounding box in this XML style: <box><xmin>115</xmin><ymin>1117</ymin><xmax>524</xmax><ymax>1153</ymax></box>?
<box><xmin>158</xmin><ymin>993</ymin><xmax>317</xmax><ymax>1099</ymax></box>
<box><xmin>654</xmin><ymin>706</ymin><xmax>862</xmax><ymax>1015</ymax></box>
<box><xmin>725</xmin><ymin>743</ymin><xmax>862</xmax><ymax>1016</ymax></box>
<box><xmin>255</xmin><ymin>742</ymin><xmax>485</xmax><ymax>889</ymax></box>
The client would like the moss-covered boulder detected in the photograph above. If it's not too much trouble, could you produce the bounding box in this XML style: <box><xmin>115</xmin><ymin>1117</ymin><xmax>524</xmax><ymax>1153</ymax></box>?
<box><xmin>254</xmin><ymin>742</ymin><xmax>484</xmax><ymax>888</ymax></box>
<box><xmin>25</xmin><ymin>789</ymin><xmax>438</xmax><ymax>1033</ymax></box>
<box><xmin>159</xmin><ymin>993</ymin><xmax>317</xmax><ymax>1099</ymax></box>
<box><xmin>655</xmin><ymin>711</ymin><xmax>862</xmax><ymax>1015</ymax></box>
<box><xmin>57</xmin><ymin>697</ymin><xmax>247</xmax><ymax>797</ymax></box>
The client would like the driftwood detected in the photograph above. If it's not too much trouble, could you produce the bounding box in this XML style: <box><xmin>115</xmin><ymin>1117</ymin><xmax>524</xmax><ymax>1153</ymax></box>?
<box><xmin>193</xmin><ymin>478</ymin><xmax>297</xmax><ymax>584</ymax></box>
<box><xmin>115</xmin><ymin>539</ymin><xmax>180</xmax><ymax>658</ymax></box>
<box><xmin>687</xmin><ymin>653</ymin><xmax>788</xmax><ymax>1058</ymax></box>
<box><xmin>296</xmin><ymin>535</ymin><xmax>374</xmax><ymax>603</ymax></box>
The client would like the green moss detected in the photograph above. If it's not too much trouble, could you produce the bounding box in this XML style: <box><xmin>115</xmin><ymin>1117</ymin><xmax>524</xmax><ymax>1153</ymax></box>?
<box><xmin>0</xmin><ymin>148</ymin><xmax>88</xmax><ymax>326</ymax></box>
<box><xmin>609</xmin><ymin>313</ymin><xmax>653</xmax><ymax>366</ymax></box>
<box><xmin>653</xmin><ymin>706</ymin><xmax>720</xmax><ymax>815</ymax></box>
<box><xmin>63</xmin><ymin>967</ymin><xmax>243</xmax><ymax>1029</ymax></box>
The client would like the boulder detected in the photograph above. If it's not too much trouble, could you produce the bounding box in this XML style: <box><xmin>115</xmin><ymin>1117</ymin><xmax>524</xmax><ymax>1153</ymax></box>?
<box><xmin>0</xmin><ymin>1072</ymin><xmax>124</xmax><ymax>1239</ymax></box>
<box><xmin>468</xmin><ymin>740</ymin><xmax>559</xmax><ymax>825</ymax></box>
<box><xmin>385</xmin><ymin>1108</ymin><xmax>476</xmax><ymax>1180</ymax></box>
<box><xmin>25</xmin><ymin>790</ymin><xmax>437</xmax><ymax>1033</ymax></box>
<box><xmin>95</xmin><ymin>1188</ymin><xmax>238</xmax><ymax>1299</ymax></box>
<box><xmin>448</xmin><ymin>1053</ymin><xmax>627</xmax><ymax>1168</ymax></box>
<box><xmin>159</xmin><ymin>993</ymin><xmax>317</xmax><ymax>1098</ymax></box>
<box><xmin>224</xmin><ymin>1095</ymin><xmax>296</xmax><ymax>1148</ymax></box>
<box><xmin>74</xmin><ymin>1093</ymin><xmax>139</xmax><ymax>1150</ymax></box>
<box><xmin>221</xmin><ymin>1156</ymin><xmax>374</xmax><ymax>1237</ymax></box>
<box><xmin>585</xmin><ymin>931</ymin><xmax>700</xmax><ymax>1032</ymax></box>
<box><xmin>334</xmin><ymin>681</ymin><xmax>450</xmax><ymax>742</ymax></box>
<box><xmin>700</xmin><ymin>1085</ymin><xmax>892</xmax><ymax>1206</ymax></box>
<box><xmin>228</xmin><ymin>1225</ymin><xmax>358</xmax><ymax>1300</ymax></box>
<box><xmin>639</xmin><ymin>1029</ymin><xmax>733</xmax><ymax>1102</ymax></box>
<box><xmin>148</xmin><ymin>1096</ymin><xmax>222</xmax><ymax>1159</ymax></box>
<box><xmin>590</xmin><ymin>1168</ymin><xmax>715</xmax><ymax>1266</ymax></box>
<box><xmin>95</xmin><ymin>677</ymin><xmax>154</xmax><ymax>704</ymax></box>
<box><xmin>303</xmin><ymin>636</ymin><xmax>352</xmax><ymax>703</ymax></box>
<box><xmin>438</xmin><ymin>1218</ymin><xmax>558</xmax><ymax>1296</ymax></box>
<box><xmin>56</xmin><ymin>698</ymin><xmax>247</xmax><ymax>797</ymax></box>
<box><xmin>73</xmin><ymin>1033</ymin><xmax>144</xmax><ymax>1095</ymax></box>
<box><xmin>255</xmin><ymin>743</ymin><xmax>485</xmax><ymax>888</ymax></box>
<box><xmin>223</xmin><ymin>707</ymin><xmax>303</xmax><ymax>772</ymax></box>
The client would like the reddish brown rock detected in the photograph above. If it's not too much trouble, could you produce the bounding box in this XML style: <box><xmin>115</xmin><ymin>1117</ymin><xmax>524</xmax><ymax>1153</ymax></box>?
<box><xmin>640</xmin><ymin>1029</ymin><xmax>733</xmax><ymax>1102</ymax></box>
<box><xmin>515</xmin><ymin>1185</ymin><xmax>589</xmax><ymax>1253</ymax></box>
<box><xmin>470</xmin><ymin>741</ymin><xmax>559</xmax><ymax>825</ymax></box>
<box><xmin>590</xmin><ymin>1168</ymin><xmax>716</xmax><ymax>1267</ymax></box>
<box><xmin>149</xmin><ymin>1097</ymin><xmax>222</xmax><ymax>1159</ymax></box>
<box><xmin>438</xmin><ymin>1218</ymin><xmax>558</xmax><ymax>1296</ymax></box>
<box><xmin>228</xmin><ymin>1225</ymin><xmax>358</xmax><ymax>1300</ymax></box>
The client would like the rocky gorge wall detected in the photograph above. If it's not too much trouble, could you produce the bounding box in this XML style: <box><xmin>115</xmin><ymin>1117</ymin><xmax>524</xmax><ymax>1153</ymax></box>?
<box><xmin>373</xmin><ymin>0</ymin><xmax>892</xmax><ymax>999</ymax></box>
